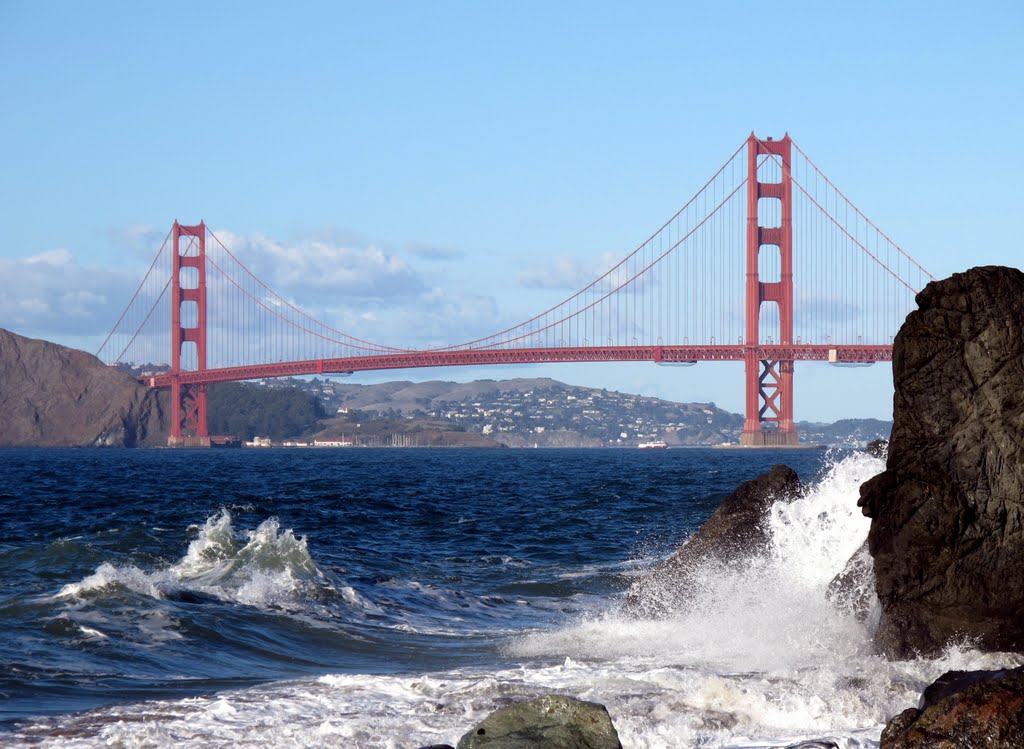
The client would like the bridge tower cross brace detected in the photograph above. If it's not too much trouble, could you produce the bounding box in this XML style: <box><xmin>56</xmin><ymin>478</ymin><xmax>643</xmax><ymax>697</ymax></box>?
<box><xmin>741</xmin><ymin>134</ymin><xmax>799</xmax><ymax>446</ymax></box>
<box><xmin>168</xmin><ymin>220</ymin><xmax>210</xmax><ymax>447</ymax></box>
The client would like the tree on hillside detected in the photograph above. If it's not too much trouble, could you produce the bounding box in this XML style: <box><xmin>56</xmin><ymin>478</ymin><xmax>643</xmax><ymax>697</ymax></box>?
<box><xmin>207</xmin><ymin>382</ymin><xmax>326</xmax><ymax>440</ymax></box>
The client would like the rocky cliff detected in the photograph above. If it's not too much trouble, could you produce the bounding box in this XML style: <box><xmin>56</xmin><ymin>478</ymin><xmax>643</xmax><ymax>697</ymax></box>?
<box><xmin>0</xmin><ymin>328</ymin><xmax>168</xmax><ymax>447</ymax></box>
<box><xmin>858</xmin><ymin>266</ymin><xmax>1024</xmax><ymax>657</ymax></box>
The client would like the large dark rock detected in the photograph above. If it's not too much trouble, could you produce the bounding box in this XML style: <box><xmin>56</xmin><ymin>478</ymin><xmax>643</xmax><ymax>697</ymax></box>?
<box><xmin>0</xmin><ymin>328</ymin><xmax>168</xmax><ymax>447</ymax></box>
<box><xmin>455</xmin><ymin>695</ymin><xmax>621</xmax><ymax>749</ymax></box>
<box><xmin>859</xmin><ymin>266</ymin><xmax>1024</xmax><ymax>657</ymax></box>
<box><xmin>627</xmin><ymin>464</ymin><xmax>802</xmax><ymax>615</ymax></box>
<box><xmin>880</xmin><ymin>667</ymin><xmax>1024</xmax><ymax>748</ymax></box>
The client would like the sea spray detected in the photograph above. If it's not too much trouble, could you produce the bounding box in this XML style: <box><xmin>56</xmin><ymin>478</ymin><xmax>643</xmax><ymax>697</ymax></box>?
<box><xmin>57</xmin><ymin>509</ymin><xmax>332</xmax><ymax>609</ymax></box>
<box><xmin>513</xmin><ymin>451</ymin><xmax>884</xmax><ymax>671</ymax></box>
<box><xmin>766</xmin><ymin>450</ymin><xmax>882</xmax><ymax>589</ymax></box>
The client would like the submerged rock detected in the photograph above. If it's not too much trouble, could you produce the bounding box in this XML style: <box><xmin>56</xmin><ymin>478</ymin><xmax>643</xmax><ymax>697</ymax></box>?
<box><xmin>858</xmin><ymin>266</ymin><xmax>1024</xmax><ymax>657</ymax></box>
<box><xmin>880</xmin><ymin>667</ymin><xmax>1024</xmax><ymax>748</ymax></box>
<box><xmin>455</xmin><ymin>694</ymin><xmax>621</xmax><ymax>749</ymax></box>
<box><xmin>626</xmin><ymin>464</ymin><xmax>802</xmax><ymax>615</ymax></box>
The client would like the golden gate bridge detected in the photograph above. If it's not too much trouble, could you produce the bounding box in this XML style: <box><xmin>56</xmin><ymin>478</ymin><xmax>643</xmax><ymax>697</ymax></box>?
<box><xmin>97</xmin><ymin>133</ymin><xmax>933</xmax><ymax>447</ymax></box>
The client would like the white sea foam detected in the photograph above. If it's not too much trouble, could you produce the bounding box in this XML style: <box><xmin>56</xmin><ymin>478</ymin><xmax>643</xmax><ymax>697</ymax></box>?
<box><xmin>8</xmin><ymin>646</ymin><xmax>1020</xmax><ymax>749</ymax></box>
<box><xmin>15</xmin><ymin>453</ymin><xmax>1023</xmax><ymax>748</ymax></box>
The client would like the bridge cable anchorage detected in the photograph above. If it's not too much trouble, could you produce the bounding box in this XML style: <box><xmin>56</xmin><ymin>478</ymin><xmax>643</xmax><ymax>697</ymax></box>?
<box><xmin>100</xmin><ymin>134</ymin><xmax>932</xmax><ymax>446</ymax></box>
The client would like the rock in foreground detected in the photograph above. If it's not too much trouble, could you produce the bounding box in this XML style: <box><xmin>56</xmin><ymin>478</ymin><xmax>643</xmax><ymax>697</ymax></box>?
<box><xmin>0</xmin><ymin>328</ymin><xmax>167</xmax><ymax>447</ymax></box>
<box><xmin>456</xmin><ymin>695</ymin><xmax>621</xmax><ymax>749</ymax></box>
<box><xmin>627</xmin><ymin>464</ymin><xmax>802</xmax><ymax>615</ymax></box>
<box><xmin>858</xmin><ymin>266</ymin><xmax>1024</xmax><ymax>657</ymax></box>
<box><xmin>881</xmin><ymin>667</ymin><xmax>1024</xmax><ymax>748</ymax></box>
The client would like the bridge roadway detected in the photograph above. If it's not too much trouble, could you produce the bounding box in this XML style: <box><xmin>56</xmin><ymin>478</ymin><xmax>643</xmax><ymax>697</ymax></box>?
<box><xmin>141</xmin><ymin>344</ymin><xmax>892</xmax><ymax>388</ymax></box>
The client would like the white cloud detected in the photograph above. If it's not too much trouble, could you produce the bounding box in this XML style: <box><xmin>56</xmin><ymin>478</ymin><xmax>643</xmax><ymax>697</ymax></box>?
<box><xmin>400</xmin><ymin>288</ymin><xmax>503</xmax><ymax>346</ymax></box>
<box><xmin>60</xmin><ymin>290</ymin><xmax>108</xmax><ymax>317</ymax></box>
<box><xmin>212</xmin><ymin>230</ymin><xmax>427</xmax><ymax>301</ymax></box>
<box><xmin>194</xmin><ymin>230</ymin><xmax>513</xmax><ymax>348</ymax></box>
<box><xmin>105</xmin><ymin>224</ymin><xmax>168</xmax><ymax>261</ymax></box>
<box><xmin>517</xmin><ymin>251</ymin><xmax>646</xmax><ymax>292</ymax></box>
<box><xmin>518</xmin><ymin>256</ymin><xmax>591</xmax><ymax>290</ymax></box>
<box><xmin>0</xmin><ymin>251</ymin><xmax>130</xmax><ymax>339</ymax></box>
<box><xmin>288</xmin><ymin>286</ymin><xmax>504</xmax><ymax>350</ymax></box>
<box><xmin>0</xmin><ymin>228</ymin><xmax>504</xmax><ymax>358</ymax></box>
<box><xmin>24</xmin><ymin>249</ymin><xmax>74</xmax><ymax>267</ymax></box>
<box><xmin>406</xmin><ymin>242</ymin><xmax>465</xmax><ymax>261</ymax></box>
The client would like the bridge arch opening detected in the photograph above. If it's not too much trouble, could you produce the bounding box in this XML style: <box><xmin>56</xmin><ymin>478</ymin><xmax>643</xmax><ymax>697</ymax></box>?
<box><xmin>179</xmin><ymin>300</ymin><xmax>198</xmax><ymax>328</ymax></box>
<box><xmin>758</xmin><ymin>301</ymin><xmax>781</xmax><ymax>344</ymax></box>
<box><xmin>758</xmin><ymin>244</ymin><xmax>781</xmax><ymax>283</ymax></box>
<box><xmin>757</xmin><ymin>197</ymin><xmax>782</xmax><ymax>229</ymax></box>
<box><xmin>179</xmin><ymin>266</ymin><xmax>199</xmax><ymax>289</ymax></box>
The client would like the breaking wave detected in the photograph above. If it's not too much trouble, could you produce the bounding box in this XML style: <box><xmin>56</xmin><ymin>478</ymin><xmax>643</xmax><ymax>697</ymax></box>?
<box><xmin>57</xmin><ymin>510</ymin><xmax>334</xmax><ymax>609</ymax></box>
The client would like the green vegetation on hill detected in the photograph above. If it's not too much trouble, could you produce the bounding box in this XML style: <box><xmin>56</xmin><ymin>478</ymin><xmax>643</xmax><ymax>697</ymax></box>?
<box><xmin>207</xmin><ymin>382</ymin><xmax>326</xmax><ymax>440</ymax></box>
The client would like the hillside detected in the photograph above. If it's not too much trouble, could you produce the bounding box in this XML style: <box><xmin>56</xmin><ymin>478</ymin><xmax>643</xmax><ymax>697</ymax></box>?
<box><xmin>0</xmin><ymin>328</ymin><xmax>168</xmax><ymax>447</ymax></box>
<box><xmin>289</xmin><ymin>377</ymin><xmax>741</xmax><ymax>446</ymax></box>
<box><xmin>796</xmin><ymin>418</ymin><xmax>894</xmax><ymax>447</ymax></box>
<box><xmin>260</xmin><ymin>376</ymin><xmax>890</xmax><ymax>448</ymax></box>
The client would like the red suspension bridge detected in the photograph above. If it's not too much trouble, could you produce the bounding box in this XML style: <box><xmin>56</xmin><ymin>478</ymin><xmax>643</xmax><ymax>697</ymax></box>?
<box><xmin>98</xmin><ymin>133</ymin><xmax>933</xmax><ymax>447</ymax></box>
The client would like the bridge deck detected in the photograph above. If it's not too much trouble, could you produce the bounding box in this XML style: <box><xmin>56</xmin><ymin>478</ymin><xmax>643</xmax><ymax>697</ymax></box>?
<box><xmin>141</xmin><ymin>344</ymin><xmax>892</xmax><ymax>387</ymax></box>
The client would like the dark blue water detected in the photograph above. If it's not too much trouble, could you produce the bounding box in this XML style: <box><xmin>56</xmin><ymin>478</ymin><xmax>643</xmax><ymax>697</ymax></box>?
<box><xmin>0</xmin><ymin>447</ymin><xmax>832</xmax><ymax>727</ymax></box>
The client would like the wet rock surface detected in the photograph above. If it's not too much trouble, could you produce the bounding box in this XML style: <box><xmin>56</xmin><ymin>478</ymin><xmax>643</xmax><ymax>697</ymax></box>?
<box><xmin>880</xmin><ymin>667</ymin><xmax>1024</xmax><ymax>748</ymax></box>
<box><xmin>825</xmin><ymin>539</ymin><xmax>875</xmax><ymax>622</ymax></box>
<box><xmin>455</xmin><ymin>695</ymin><xmax>621</xmax><ymax>749</ymax></box>
<box><xmin>858</xmin><ymin>266</ymin><xmax>1024</xmax><ymax>657</ymax></box>
<box><xmin>864</xmin><ymin>438</ymin><xmax>888</xmax><ymax>459</ymax></box>
<box><xmin>0</xmin><ymin>328</ymin><xmax>168</xmax><ymax>447</ymax></box>
<box><xmin>627</xmin><ymin>464</ymin><xmax>802</xmax><ymax>615</ymax></box>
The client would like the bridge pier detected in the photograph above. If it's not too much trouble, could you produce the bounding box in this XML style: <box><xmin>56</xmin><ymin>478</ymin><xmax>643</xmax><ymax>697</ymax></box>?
<box><xmin>168</xmin><ymin>377</ymin><xmax>210</xmax><ymax>447</ymax></box>
<box><xmin>741</xmin><ymin>133</ymin><xmax>799</xmax><ymax>446</ymax></box>
<box><xmin>167</xmin><ymin>434</ymin><xmax>212</xmax><ymax>448</ymax></box>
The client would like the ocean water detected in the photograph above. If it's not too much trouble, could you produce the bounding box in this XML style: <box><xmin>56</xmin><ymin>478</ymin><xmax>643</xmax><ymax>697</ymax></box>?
<box><xmin>0</xmin><ymin>447</ymin><xmax>1017</xmax><ymax>748</ymax></box>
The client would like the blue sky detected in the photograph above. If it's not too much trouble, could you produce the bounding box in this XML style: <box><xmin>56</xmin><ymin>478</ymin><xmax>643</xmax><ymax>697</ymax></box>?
<box><xmin>2</xmin><ymin>1</ymin><xmax>1021</xmax><ymax>422</ymax></box>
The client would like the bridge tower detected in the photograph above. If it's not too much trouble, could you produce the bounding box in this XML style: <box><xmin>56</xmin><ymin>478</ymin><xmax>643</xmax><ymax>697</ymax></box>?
<box><xmin>741</xmin><ymin>134</ymin><xmax>798</xmax><ymax>446</ymax></box>
<box><xmin>168</xmin><ymin>220</ymin><xmax>210</xmax><ymax>447</ymax></box>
